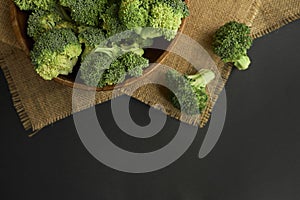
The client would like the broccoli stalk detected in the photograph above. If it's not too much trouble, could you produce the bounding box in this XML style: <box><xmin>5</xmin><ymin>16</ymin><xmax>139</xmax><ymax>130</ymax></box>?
<box><xmin>213</xmin><ymin>21</ymin><xmax>253</xmax><ymax>70</ymax></box>
<box><xmin>233</xmin><ymin>55</ymin><xmax>251</xmax><ymax>71</ymax></box>
<box><xmin>166</xmin><ymin>69</ymin><xmax>215</xmax><ymax>115</ymax></box>
<box><xmin>186</xmin><ymin>69</ymin><xmax>216</xmax><ymax>88</ymax></box>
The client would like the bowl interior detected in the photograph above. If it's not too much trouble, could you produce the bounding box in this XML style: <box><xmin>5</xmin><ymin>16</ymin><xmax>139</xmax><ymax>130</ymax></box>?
<box><xmin>10</xmin><ymin>1</ymin><xmax>188</xmax><ymax>91</ymax></box>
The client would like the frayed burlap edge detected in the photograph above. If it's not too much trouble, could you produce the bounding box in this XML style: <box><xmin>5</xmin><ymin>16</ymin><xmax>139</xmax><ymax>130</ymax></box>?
<box><xmin>252</xmin><ymin>11</ymin><xmax>300</xmax><ymax>38</ymax></box>
<box><xmin>0</xmin><ymin>61</ymin><xmax>31</xmax><ymax>130</ymax></box>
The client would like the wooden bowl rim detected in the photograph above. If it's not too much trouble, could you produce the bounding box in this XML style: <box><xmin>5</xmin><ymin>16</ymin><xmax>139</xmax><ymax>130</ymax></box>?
<box><xmin>10</xmin><ymin>0</ymin><xmax>189</xmax><ymax>91</ymax></box>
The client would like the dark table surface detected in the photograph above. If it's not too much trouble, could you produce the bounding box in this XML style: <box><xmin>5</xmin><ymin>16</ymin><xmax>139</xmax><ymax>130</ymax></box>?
<box><xmin>1</xmin><ymin>20</ymin><xmax>300</xmax><ymax>200</ymax></box>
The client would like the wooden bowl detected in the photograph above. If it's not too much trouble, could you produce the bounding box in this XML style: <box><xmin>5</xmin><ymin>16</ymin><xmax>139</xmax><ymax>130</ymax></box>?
<box><xmin>10</xmin><ymin>1</ymin><xmax>189</xmax><ymax>91</ymax></box>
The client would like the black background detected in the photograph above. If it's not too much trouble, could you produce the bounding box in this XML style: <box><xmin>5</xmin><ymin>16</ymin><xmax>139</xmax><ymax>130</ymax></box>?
<box><xmin>1</xmin><ymin>20</ymin><xmax>300</xmax><ymax>200</ymax></box>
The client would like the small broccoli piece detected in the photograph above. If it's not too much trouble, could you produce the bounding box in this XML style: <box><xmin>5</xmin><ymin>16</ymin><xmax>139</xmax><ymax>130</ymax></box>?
<box><xmin>118</xmin><ymin>0</ymin><xmax>189</xmax><ymax>41</ymax></box>
<box><xmin>80</xmin><ymin>42</ymin><xmax>147</xmax><ymax>87</ymax></box>
<box><xmin>27</xmin><ymin>5</ymin><xmax>74</xmax><ymax>41</ymax></box>
<box><xmin>166</xmin><ymin>69</ymin><xmax>215</xmax><ymax>115</ymax></box>
<box><xmin>119</xmin><ymin>0</ymin><xmax>149</xmax><ymax>30</ymax></box>
<box><xmin>80</xmin><ymin>44</ymin><xmax>124</xmax><ymax>87</ymax></box>
<box><xmin>160</xmin><ymin>0</ymin><xmax>190</xmax><ymax>17</ymax></box>
<box><xmin>102</xmin><ymin>60</ymin><xmax>127</xmax><ymax>86</ymax></box>
<box><xmin>27</xmin><ymin>9</ymin><xmax>62</xmax><ymax>41</ymax></box>
<box><xmin>116</xmin><ymin>51</ymin><xmax>149</xmax><ymax>77</ymax></box>
<box><xmin>31</xmin><ymin>28</ymin><xmax>82</xmax><ymax>80</ymax></box>
<box><xmin>13</xmin><ymin>0</ymin><xmax>56</xmax><ymax>11</ymax></box>
<box><xmin>80</xmin><ymin>52</ymin><xmax>114</xmax><ymax>87</ymax></box>
<box><xmin>102</xmin><ymin>3</ymin><xmax>127</xmax><ymax>37</ymax></box>
<box><xmin>78</xmin><ymin>27</ymin><xmax>106</xmax><ymax>58</ymax></box>
<box><xmin>59</xmin><ymin>0</ymin><xmax>107</xmax><ymax>26</ymax></box>
<box><xmin>213</xmin><ymin>21</ymin><xmax>253</xmax><ymax>70</ymax></box>
<box><xmin>88</xmin><ymin>51</ymin><xmax>149</xmax><ymax>87</ymax></box>
<box><xmin>149</xmin><ymin>1</ymin><xmax>184</xmax><ymax>41</ymax></box>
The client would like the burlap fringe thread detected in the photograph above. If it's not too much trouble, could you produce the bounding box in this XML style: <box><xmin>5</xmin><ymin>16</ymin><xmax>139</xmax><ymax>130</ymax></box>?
<box><xmin>1</xmin><ymin>61</ymin><xmax>31</xmax><ymax>130</ymax></box>
<box><xmin>252</xmin><ymin>11</ymin><xmax>300</xmax><ymax>38</ymax></box>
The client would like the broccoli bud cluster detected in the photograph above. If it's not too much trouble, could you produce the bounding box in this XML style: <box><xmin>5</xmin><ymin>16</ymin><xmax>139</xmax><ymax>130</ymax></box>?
<box><xmin>166</xmin><ymin>69</ymin><xmax>215</xmax><ymax>115</ymax></box>
<box><xmin>213</xmin><ymin>21</ymin><xmax>253</xmax><ymax>70</ymax></box>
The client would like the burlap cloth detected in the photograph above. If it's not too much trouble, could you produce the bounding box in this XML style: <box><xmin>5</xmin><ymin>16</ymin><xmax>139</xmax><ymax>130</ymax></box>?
<box><xmin>1</xmin><ymin>0</ymin><xmax>299</xmax><ymax>133</ymax></box>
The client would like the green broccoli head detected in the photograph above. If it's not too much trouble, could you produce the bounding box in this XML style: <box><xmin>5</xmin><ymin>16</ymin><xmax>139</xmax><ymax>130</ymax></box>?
<box><xmin>102</xmin><ymin>60</ymin><xmax>127</xmax><ymax>86</ymax></box>
<box><xmin>116</xmin><ymin>51</ymin><xmax>149</xmax><ymax>77</ymax></box>
<box><xmin>31</xmin><ymin>28</ymin><xmax>82</xmax><ymax>80</ymax></box>
<box><xmin>166</xmin><ymin>69</ymin><xmax>215</xmax><ymax>115</ymax></box>
<box><xmin>13</xmin><ymin>0</ymin><xmax>56</xmax><ymax>11</ymax></box>
<box><xmin>101</xmin><ymin>51</ymin><xmax>149</xmax><ymax>86</ymax></box>
<box><xmin>78</xmin><ymin>26</ymin><xmax>106</xmax><ymax>58</ymax></box>
<box><xmin>80</xmin><ymin>45</ymin><xmax>148</xmax><ymax>87</ymax></box>
<box><xmin>159</xmin><ymin>0</ymin><xmax>190</xmax><ymax>17</ymax></box>
<box><xmin>27</xmin><ymin>4</ymin><xmax>76</xmax><ymax>41</ymax></box>
<box><xmin>80</xmin><ymin>52</ymin><xmax>114</xmax><ymax>87</ymax></box>
<box><xmin>59</xmin><ymin>0</ymin><xmax>107</xmax><ymax>26</ymax></box>
<box><xmin>118</xmin><ymin>0</ymin><xmax>189</xmax><ymax>40</ymax></box>
<box><xmin>213</xmin><ymin>21</ymin><xmax>253</xmax><ymax>70</ymax></box>
<box><xmin>149</xmin><ymin>1</ymin><xmax>184</xmax><ymax>41</ymax></box>
<box><xmin>27</xmin><ymin>9</ymin><xmax>62</xmax><ymax>41</ymax></box>
<box><xmin>119</xmin><ymin>0</ymin><xmax>149</xmax><ymax>30</ymax></box>
<box><xmin>102</xmin><ymin>3</ymin><xmax>127</xmax><ymax>37</ymax></box>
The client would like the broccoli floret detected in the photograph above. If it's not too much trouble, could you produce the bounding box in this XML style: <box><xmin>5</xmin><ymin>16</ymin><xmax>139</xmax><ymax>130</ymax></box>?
<box><xmin>102</xmin><ymin>3</ymin><xmax>127</xmax><ymax>37</ymax></box>
<box><xmin>80</xmin><ymin>44</ymin><xmax>123</xmax><ymax>87</ymax></box>
<box><xmin>213</xmin><ymin>21</ymin><xmax>253</xmax><ymax>70</ymax></box>
<box><xmin>27</xmin><ymin>9</ymin><xmax>62</xmax><ymax>41</ymax></box>
<box><xmin>118</xmin><ymin>0</ymin><xmax>189</xmax><ymax>40</ymax></box>
<box><xmin>78</xmin><ymin>27</ymin><xmax>106</xmax><ymax>58</ymax></box>
<box><xmin>116</xmin><ymin>51</ymin><xmax>149</xmax><ymax>77</ymax></box>
<box><xmin>31</xmin><ymin>28</ymin><xmax>82</xmax><ymax>80</ymax></box>
<box><xmin>27</xmin><ymin>5</ymin><xmax>74</xmax><ymax>41</ymax></box>
<box><xmin>166</xmin><ymin>69</ymin><xmax>215</xmax><ymax>115</ymax></box>
<box><xmin>102</xmin><ymin>59</ymin><xmax>127</xmax><ymax>86</ymax></box>
<box><xmin>80</xmin><ymin>52</ymin><xmax>114</xmax><ymax>87</ymax></box>
<box><xmin>82</xmin><ymin>51</ymin><xmax>149</xmax><ymax>87</ymax></box>
<box><xmin>119</xmin><ymin>0</ymin><xmax>149</xmax><ymax>30</ymax></box>
<box><xmin>102</xmin><ymin>51</ymin><xmax>149</xmax><ymax>86</ymax></box>
<box><xmin>80</xmin><ymin>40</ymin><xmax>147</xmax><ymax>87</ymax></box>
<box><xmin>59</xmin><ymin>0</ymin><xmax>107</xmax><ymax>26</ymax></box>
<box><xmin>13</xmin><ymin>0</ymin><xmax>56</xmax><ymax>11</ymax></box>
<box><xmin>159</xmin><ymin>0</ymin><xmax>190</xmax><ymax>17</ymax></box>
<box><xmin>149</xmin><ymin>1</ymin><xmax>185</xmax><ymax>41</ymax></box>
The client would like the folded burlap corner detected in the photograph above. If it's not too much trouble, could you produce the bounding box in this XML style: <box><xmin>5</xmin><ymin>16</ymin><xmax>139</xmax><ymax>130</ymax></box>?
<box><xmin>1</xmin><ymin>0</ymin><xmax>300</xmax><ymax>132</ymax></box>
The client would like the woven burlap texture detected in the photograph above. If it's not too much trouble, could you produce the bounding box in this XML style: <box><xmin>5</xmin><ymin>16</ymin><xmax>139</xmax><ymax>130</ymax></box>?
<box><xmin>1</xmin><ymin>0</ymin><xmax>300</xmax><ymax>132</ymax></box>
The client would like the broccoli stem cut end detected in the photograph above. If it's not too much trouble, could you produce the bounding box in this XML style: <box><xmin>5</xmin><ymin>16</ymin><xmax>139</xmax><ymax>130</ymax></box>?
<box><xmin>187</xmin><ymin>69</ymin><xmax>216</xmax><ymax>88</ymax></box>
<box><xmin>234</xmin><ymin>55</ymin><xmax>251</xmax><ymax>71</ymax></box>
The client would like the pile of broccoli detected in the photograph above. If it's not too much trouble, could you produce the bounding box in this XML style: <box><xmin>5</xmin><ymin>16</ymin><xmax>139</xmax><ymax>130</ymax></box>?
<box><xmin>13</xmin><ymin>0</ymin><xmax>190</xmax><ymax>86</ymax></box>
<box><xmin>166</xmin><ymin>69</ymin><xmax>215</xmax><ymax>115</ymax></box>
